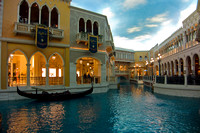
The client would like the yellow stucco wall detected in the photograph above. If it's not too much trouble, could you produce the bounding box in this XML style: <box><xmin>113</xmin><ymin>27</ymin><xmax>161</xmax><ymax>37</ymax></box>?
<box><xmin>2</xmin><ymin>0</ymin><xmax>70</xmax><ymax>44</ymax></box>
<box><xmin>1</xmin><ymin>0</ymin><xmax>70</xmax><ymax>89</ymax></box>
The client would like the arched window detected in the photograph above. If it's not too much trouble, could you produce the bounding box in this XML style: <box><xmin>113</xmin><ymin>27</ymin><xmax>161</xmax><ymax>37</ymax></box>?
<box><xmin>144</xmin><ymin>56</ymin><xmax>147</xmax><ymax>60</ymax></box>
<box><xmin>31</xmin><ymin>3</ymin><xmax>39</xmax><ymax>24</ymax></box>
<box><xmin>79</xmin><ymin>18</ymin><xmax>85</xmax><ymax>32</ymax></box>
<box><xmin>139</xmin><ymin>56</ymin><xmax>142</xmax><ymax>61</ymax></box>
<box><xmin>41</xmin><ymin>5</ymin><xmax>49</xmax><ymax>27</ymax></box>
<box><xmin>19</xmin><ymin>0</ymin><xmax>29</xmax><ymax>23</ymax></box>
<box><xmin>86</xmin><ymin>20</ymin><xmax>92</xmax><ymax>33</ymax></box>
<box><xmin>93</xmin><ymin>21</ymin><xmax>98</xmax><ymax>35</ymax></box>
<box><xmin>51</xmin><ymin>8</ymin><xmax>58</xmax><ymax>28</ymax></box>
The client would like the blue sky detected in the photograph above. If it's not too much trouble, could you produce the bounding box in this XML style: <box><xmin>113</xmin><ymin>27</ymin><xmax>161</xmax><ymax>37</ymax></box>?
<box><xmin>71</xmin><ymin>0</ymin><xmax>197</xmax><ymax>51</ymax></box>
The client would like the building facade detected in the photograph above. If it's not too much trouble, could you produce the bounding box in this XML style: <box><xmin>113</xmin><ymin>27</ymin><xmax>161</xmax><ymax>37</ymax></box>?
<box><xmin>0</xmin><ymin>0</ymin><xmax>116</xmax><ymax>100</ymax></box>
<box><xmin>146</xmin><ymin>4</ymin><xmax>200</xmax><ymax>97</ymax></box>
<box><xmin>69</xmin><ymin>6</ymin><xmax>115</xmax><ymax>88</ymax></box>
<box><xmin>115</xmin><ymin>47</ymin><xmax>134</xmax><ymax>81</ymax></box>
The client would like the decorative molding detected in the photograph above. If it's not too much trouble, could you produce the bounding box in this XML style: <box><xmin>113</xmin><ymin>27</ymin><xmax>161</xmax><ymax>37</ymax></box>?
<box><xmin>0</xmin><ymin>37</ymin><xmax>70</xmax><ymax>48</ymax></box>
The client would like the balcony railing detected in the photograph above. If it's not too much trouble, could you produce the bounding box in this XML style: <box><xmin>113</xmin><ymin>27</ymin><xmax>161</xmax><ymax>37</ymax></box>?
<box><xmin>77</xmin><ymin>76</ymin><xmax>101</xmax><ymax>84</ymax></box>
<box><xmin>49</xmin><ymin>77</ymin><xmax>63</xmax><ymax>85</ymax></box>
<box><xmin>76</xmin><ymin>32</ymin><xmax>103</xmax><ymax>44</ymax></box>
<box><xmin>8</xmin><ymin>77</ymin><xmax>27</xmax><ymax>87</ymax></box>
<box><xmin>30</xmin><ymin>77</ymin><xmax>46</xmax><ymax>86</ymax></box>
<box><xmin>167</xmin><ymin>76</ymin><xmax>184</xmax><ymax>85</ymax></box>
<box><xmin>14</xmin><ymin>22</ymin><xmax>64</xmax><ymax>39</ymax></box>
<box><xmin>162</xmin><ymin>40</ymin><xmax>199</xmax><ymax>59</ymax></box>
<box><xmin>156</xmin><ymin>76</ymin><xmax>165</xmax><ymax>84</ymax></box>
<box><xmin>143</xmin><ymin>76</ymin><xmax>153</xmax><ymax>81</ymax></box>
<box><xmin>115</xmin><ymin>70</ymin><xmax>129</xmax><ymax>74</ymax></box>
<box><xmin>187</xmin><ymin>75</ymin><xmax>200</xmax><ymax>85</ymax></box>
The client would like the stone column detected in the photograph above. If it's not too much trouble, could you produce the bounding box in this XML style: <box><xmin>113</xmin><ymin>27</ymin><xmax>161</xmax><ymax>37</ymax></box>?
<box><xmin>46</xmin><ymin>64</ymin><xmax>49</xmax><ymax>86</ymax></box>
<box><xmin>174</xmin><ymin>63</ymin><xmax>177</xmax><ymax>76</ymax></box>
<box><xmin>184</xmin><ymin>65</ymin><xmax>188</xmax><ymax>76</ymax></box>
<box><xmin>26</xmin><ymin>63</ymin><xmax>31</xmax><ymax>87</ymax></box>
<box><xmin>49</xmin><ymin>11</ymin><xmax>51</xmax><ymax>27</ymax></box>
<box><xmin>178</xmin><ymin>61</ymin><xmax>182</xmax><ymax>76</ymax></box>
<box><xmin>70</xmin><ymin>62</ymin><xmax>77</xmax><ymax>87</ymax></box>
<box><xmin>101</xmin><ymin>64</ymin><xmax>106</xmax><ymax>85</ymax></box>
<box><xmin>191</xmin><ymin>58</ymin><xmax>195</xmax><ymax>75</ymax></box>
<box><xmin>28</xmin><ymin>7</ymin><xmax>31</xmax><ymax>24</ymax></box>
<box><xmin>39</xmin><ymin>9</ymin><xmax>41</xmax><ymax>24</ymax></box>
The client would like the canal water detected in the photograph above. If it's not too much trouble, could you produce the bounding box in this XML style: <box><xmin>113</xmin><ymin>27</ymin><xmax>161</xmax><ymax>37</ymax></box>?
<box><xmin>0</xmin><ymin>84</ymin><xmax>200</xmax><ymax>132</ymax></box>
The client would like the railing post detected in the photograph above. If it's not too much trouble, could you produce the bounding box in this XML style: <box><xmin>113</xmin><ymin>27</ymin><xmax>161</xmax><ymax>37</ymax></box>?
<box><xmin>164</xmin><ymin>75</ymin><xmax>167</xmax><ymax>84</ymax></box>
<box><xmin>184</xmin><ymin>74</ymin><xmax>187</xmax><ymax>86</ymax></box>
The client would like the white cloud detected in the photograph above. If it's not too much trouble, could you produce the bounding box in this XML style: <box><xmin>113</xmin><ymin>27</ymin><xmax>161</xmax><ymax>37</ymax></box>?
<box><xmin>134</xmin><ymin>35</ymin><xmax>152</xmax><ymax>41</ymax></box>
<box><xmin>146</xmin><ymin>12</ymin><xmax>168</xmax><ymax>23</ymax></box>
<box><xmin>145</xmin><ymin>24</ymin><xmax>158</xmax><ymax>27</ymax></box>
<box><xmin>177</xmin><ymin>2</ymin><xmax>196</xmax><ymax>27</ymax></box>
<box><xmin>101</xmin><ymin>7</ymin><xmax>119</xmax><ymax>34</ymax></box>
<box><xmin>114</xmin><ymin>1</ymin><xmax>196</xmax><ymax>51</ymax></box>
<box><xmin>102</xmin><ymin>7</ymin><xmax>115</xmax><ymax>19</ymax></box>
<box><xmin>127</xmin><ymin>27</ymin><xmax>142</xmax><ymax>33</ymax></box>
<box><xmin>122</xmin><ymin>0</ymin><xmax>147</xmax><ymax>9</ymax></box>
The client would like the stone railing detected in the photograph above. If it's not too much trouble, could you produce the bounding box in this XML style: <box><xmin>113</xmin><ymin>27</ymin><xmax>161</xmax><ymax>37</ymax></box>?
<box><xmin>76</xmin><ymin>32</ymin><xmax>103</xmax><ymax>44</ymax></box>
<box><xmin>14</xmin><ymin>22</ymin><xmax>64</xmax><ymax>39</ymax></box>
<box><xmin>162</xmin><ymin>40</ymin><xmax>199</xmax><ymax>59</ymax></box>
<box><xmin>115</xmin><ymin>70</ymin><xmax>129</xmax><ymax>74</ymax></box>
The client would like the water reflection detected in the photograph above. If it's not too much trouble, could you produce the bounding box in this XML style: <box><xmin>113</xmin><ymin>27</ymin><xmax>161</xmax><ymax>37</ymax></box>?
<box><xmin>6</xmin><ymin>102</ymin><xmax>65</xmax><ymax>132</ymax></box>
<box><xmin>0</xmin><ymin>84</ymin><xmax>200</xmax><ymax>132</ymax></box>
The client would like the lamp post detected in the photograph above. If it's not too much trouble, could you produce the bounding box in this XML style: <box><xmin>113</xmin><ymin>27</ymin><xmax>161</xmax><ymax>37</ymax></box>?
<box><xmin>157</xmin><ymin>53</ymin><xmax>162</xmax><ymax>76</ymax></box>
<box><xmin>150</xmin><ymin>58</ymin><xmax>154</xmax><ymax>78</ymax></box>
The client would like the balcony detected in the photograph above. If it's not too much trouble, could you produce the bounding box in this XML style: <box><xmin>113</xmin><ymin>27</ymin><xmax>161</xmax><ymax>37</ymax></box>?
<box><xmin>76</xmin><ymin>32</ymin><xmax>103</xmax><ymax>45</ymax></box>
<box><xmin>115</xmin><ymin>70</ymin><xmax>129</xmax><ymax>75</ymax></box>
<box><xmin>14</xmin><ymin>22</ymin><xmax>64</xmax><ymax>39</ymax></box>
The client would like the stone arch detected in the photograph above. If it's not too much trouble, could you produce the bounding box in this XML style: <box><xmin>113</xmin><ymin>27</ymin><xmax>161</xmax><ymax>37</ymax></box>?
<box><xmin>48</xmin><ymin>53</ymin><xmax>64</xmax><ymax>85</ymax></box>
<box><xmin>18</xmin><ymin>0</ymin><xmax>29</xmax><ymax>23</ymax></box>
<box><xmin>41</xmin><ymin>5</ymin><xmax>50</xmax><ymax>26</ymax></box>
<box><xmin>93</xmin><ymin>21</ymin><xmax>98</xmax><ymax>35</ymax></box>
<box><xmin>179</xmin><ymin>58</ymin><xmax>184</xmax><ymax>76</ymax></box>
<box><xmin>51</xmin><ymin>7</ymin><xmax>59</xmax><ymax>28</ymax></box>
<box><xmin>29</xmin><ymin>51</ymin><xmax>47</xmax><ymax>86</ymax></box>
<box><xmin>79</xmin><ymin>18</ymin><xmax>85</xmax><ymax>32</ymax></box>
<box><xmin>86</xmin><ymin>19</ymin><xmax>92</xmax><ymax>33</ymax></box>
<box><xmin>30</xmin><ymin>2</ymin><xmax>40</xmax><ymax>24</ymax></box>
<box><xmin>8</xmin><ymin>50</ymin><xmax>28</xmax><ymax>87</ymax></box>
<box><xmin>186</xmin><ymin>56</ymin><xmax>192</xmax><ymax>75</ymax></box>
<box><xmin>76</xmin><ymin>57</ymin><xmax>101</xmax><ymax>84</ymax></box>
<box><xmin>193</xmin><ymin>54</ymin><xmax>199</xmax><ymax>76</ymax></box>
<box><xmin>171</xmin><ymin>60</ymin><xmax>174</xmax><ymax>76</ymax></box>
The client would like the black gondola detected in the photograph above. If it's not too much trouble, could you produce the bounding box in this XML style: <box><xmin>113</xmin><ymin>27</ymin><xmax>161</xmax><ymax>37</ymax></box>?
<box><xmin>17</xmin><ymin>84</ymin><xmax>93</xmax><ymax>101</ymax></box>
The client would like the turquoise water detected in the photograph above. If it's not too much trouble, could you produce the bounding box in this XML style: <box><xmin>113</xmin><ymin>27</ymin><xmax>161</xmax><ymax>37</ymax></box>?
<box><xmin>0</xmin><ymin>84</ymin><xmax>200</xmax><ymax>132</ymax></box>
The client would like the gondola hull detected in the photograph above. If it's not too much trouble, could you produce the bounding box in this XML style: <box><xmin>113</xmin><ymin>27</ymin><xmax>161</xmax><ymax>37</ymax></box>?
<box><xmin>17</xmin><ymin>86</ymin><xmax>93</xmax><ymax>101</ymax></box>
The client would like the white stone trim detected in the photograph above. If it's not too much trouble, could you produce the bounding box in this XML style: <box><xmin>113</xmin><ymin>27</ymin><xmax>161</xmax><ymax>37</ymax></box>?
<box><xmin>0</xmin><ymin>37</ymin><xmax>70</xmax><ymax>48</ymax></box>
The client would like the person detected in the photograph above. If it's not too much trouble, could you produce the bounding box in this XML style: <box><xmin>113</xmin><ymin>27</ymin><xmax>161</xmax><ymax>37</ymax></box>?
<box><xmin>88</xmin><ymin>73</ymin><xmax>91</xmax><ymax>83</ymax></box>
<box><xmin>83</xmin><ymin>73</ymin><xmax>87</xmax><ymax>83</ymax></box>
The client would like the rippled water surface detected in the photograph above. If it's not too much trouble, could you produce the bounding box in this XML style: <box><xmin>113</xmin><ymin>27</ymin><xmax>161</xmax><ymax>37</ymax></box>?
<box><xmin>0</xmin><ymin>84</ymin><xmax>200</xmax><ymax>132</ymax></box>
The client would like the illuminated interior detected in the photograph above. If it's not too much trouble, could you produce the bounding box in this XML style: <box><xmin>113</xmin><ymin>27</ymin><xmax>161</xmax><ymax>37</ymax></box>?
<box><xmin>76</xmin><ymin>57</ymin><xmax>101</xmax><ymax>84</ymax></box>
<box><xmin>49</xmin><ymin>53</ymin><xmax>63</xmax><ymax>85</ymax></box>
<box><xmin>8</xmin><ymin>51</ymin><xmax>27</xmax><ymax>87</ymax></box>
